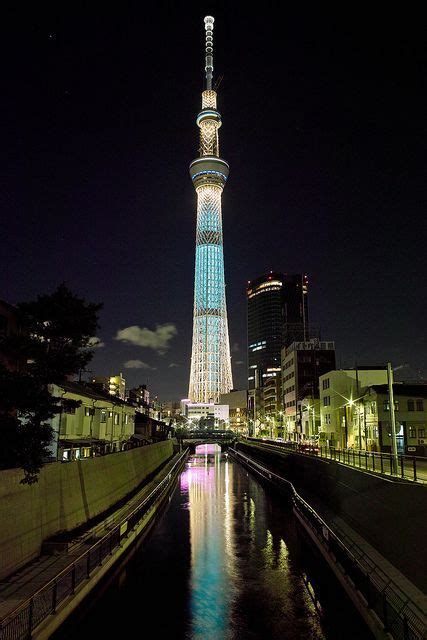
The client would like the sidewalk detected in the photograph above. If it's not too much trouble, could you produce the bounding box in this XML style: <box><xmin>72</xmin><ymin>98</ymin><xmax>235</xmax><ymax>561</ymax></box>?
<box><xmin>0</xmin><ymin>452</ymin><xmax>181</xmax><ymax>622</ymax></box>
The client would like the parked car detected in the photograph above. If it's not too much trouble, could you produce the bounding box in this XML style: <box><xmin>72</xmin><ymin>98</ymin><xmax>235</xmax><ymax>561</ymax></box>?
<box><xmin>297</xmin><ymin>443</ymin><xmax>319</xmax><ymax>455</ymax></box>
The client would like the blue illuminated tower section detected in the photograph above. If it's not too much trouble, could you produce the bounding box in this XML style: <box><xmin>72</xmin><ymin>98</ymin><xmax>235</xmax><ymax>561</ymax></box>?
<box><xmin>188</xmin><ymin>16</ymin><xmax>233</xmax><ymax>403</ymax></box>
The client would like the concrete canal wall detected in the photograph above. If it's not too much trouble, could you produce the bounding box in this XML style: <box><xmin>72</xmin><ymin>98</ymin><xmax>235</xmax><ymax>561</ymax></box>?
<box><xmin>237</xmin><ymin>441</ymin><xmax>427</xmax><ymax>592</ymax></box>
<box><xmin>0</xmin><ymin>440</ymin><xmax>173</xmax><ymax>579</ymax></box>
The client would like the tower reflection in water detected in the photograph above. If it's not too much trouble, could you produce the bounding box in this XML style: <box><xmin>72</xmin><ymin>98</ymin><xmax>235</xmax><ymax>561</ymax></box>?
<box><xmin>179</xmin><ymin>446</ymin><xmax>325</xmax><ymax>640</ymax></box>
<box><xmin>180</xmin><ymin>446</ymin><xmax>235</xmax><ymax>639</ymax></box>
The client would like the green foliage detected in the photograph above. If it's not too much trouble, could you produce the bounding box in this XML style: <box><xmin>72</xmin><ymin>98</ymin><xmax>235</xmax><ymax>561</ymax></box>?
<box><xmin>3</xmin><ymin>283</ymin><xmax>102</xmax><ymax>385</ymax></box>
<box><xmin>0</xmin><ymin>415</ymin><xmax>54</xmax><ymax>484</ymax></box>
<box><xmin>0</xmin><ymin>284</ymin><xmax>102</xmax><ymax>483</ymax></box>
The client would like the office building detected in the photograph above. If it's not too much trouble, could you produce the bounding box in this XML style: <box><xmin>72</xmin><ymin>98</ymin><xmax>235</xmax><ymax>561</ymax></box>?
<box><xmin>282</xmin><ymin>339</ymin><xmax>336</xmax><ymax>440</ymax></box>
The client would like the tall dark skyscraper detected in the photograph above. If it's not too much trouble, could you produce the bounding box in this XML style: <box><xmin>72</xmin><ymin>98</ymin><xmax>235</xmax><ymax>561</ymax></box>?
<box><xmin>247</xmin><ymin>273</ymin><xmax>284</xmax><ymax>390</ymax></box>
<box><xmin>246</xmin><ymin>272</ymin><xmax>309</xmax><ymax>389</ymax></box>
<box><xmin>282</xmin><ymin>273</ymin><xmax>309</xmax><ymax>348</ymax></box>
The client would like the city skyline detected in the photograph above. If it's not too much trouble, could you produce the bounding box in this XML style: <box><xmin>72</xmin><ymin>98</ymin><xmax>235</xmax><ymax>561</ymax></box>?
<box><xmin>2</xmin><ymin>4</ymin><xmax>426</xmax><ymax>400</ymax></box>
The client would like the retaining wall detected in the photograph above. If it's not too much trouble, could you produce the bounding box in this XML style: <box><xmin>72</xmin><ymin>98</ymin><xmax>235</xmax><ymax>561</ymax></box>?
<box><xmin>0</xmin><ymin>440</ymin><xmax>173</xmax><ymax>579</ymax></box>
<box><xmin>237</xmin><ymin>441</ymin><xmax>427</xmax><ymax>592</ymax></box>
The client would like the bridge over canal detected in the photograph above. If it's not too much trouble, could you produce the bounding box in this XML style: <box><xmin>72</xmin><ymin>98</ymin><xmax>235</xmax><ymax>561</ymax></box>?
<box><xmin>177</xmin><ymin>429</ymin><xmax>237</xmax><ymax>453</ymax></box>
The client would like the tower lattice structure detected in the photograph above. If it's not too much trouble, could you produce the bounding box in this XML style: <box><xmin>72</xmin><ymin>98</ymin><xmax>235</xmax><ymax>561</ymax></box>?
<box><xmin>188</xmin><ymin>16</ymin><xmax>233</xmax><ymax>404</ymax></box>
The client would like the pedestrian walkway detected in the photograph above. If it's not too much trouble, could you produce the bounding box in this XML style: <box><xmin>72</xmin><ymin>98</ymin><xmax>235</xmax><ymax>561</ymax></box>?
<box><xmin>0</xmin><ymin>451</ymin><xmax>182</xmax><ymax>625</ymax></box>
<box><xmin>246</xmin><ymin>437</ymin><xmax>427</xmax><ymax>483</ymax></box>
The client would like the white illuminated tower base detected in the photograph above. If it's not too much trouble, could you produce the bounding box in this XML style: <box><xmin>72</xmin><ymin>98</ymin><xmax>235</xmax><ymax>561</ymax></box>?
<box><xmin>188</xmin><ymin>16</ymin><xmax>233</xmax><ymax>404</ymax></box>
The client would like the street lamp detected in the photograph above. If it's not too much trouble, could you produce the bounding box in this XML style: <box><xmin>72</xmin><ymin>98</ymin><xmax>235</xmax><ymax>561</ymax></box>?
<box><xmin>387</xmin><ymin>362</ymin><xmax>399</xmax><ymax>473</ymax></box>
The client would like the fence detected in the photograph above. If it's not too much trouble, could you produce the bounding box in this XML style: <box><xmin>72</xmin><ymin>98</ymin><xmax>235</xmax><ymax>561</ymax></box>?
<box><xmin>230</xmin><ymin>447</ymin><xmax>427</xmax><ymax>640</ymax></box>
<box><xmin>0</xmin><ymin>449</ymin><xmax>188</xmax><ymax>640</ymax></box>
<box><xmin>245</xmin><ymin>437</ymin><xmax>426</xmax><ymax>483</ymax></box>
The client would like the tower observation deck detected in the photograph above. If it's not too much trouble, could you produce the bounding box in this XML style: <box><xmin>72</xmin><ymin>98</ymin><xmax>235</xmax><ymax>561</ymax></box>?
<box><xmin>188</xmin><ymin>16</ymin><xmax>233</xmax><ymax>404</ymax></box>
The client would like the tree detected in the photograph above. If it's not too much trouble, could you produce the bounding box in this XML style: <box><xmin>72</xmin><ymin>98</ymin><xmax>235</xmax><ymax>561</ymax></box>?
<box><xmin>0</xmin><ymin>284</ymin><xmax>102</xmax><ymax>483</ymax></box>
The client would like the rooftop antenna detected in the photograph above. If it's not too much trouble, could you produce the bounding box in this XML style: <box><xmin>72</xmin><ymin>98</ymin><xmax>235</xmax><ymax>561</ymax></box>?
<box><xmin>204</xmin><ymin>15</ymin><xmax>214</xmax><ymax>89</ymax></box>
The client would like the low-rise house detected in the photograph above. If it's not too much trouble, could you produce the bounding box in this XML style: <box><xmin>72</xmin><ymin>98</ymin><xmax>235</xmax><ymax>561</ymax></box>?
<box><xmin>363</xmin><ymin>384</ymin><xmax>427</xmax><ymax>455</ymax></box>
<box><xmin>319</xmin><ymin>368</ymin><xmax>388</xmax><ymax>449</ymax></box>
<box><xmin>49</xmin><ymin>381</ymin><xmax>136</xmax><ymax>461</ymax></box>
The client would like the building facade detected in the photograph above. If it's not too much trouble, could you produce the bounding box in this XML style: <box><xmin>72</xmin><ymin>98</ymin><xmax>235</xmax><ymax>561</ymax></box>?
<box><xmin>128</xmin><ymin>384</ymin><xmax>150</xmax><ymax>413</ymax></box>
<box><xmin>181</xmin><ymin>398</ymin><xmax>229</xmax><ymax>428</ymax></box>
<box><xmin>247</xmin><ymin>273</ymin><xmax>285</xmax><ymax>387</ymax></box>
<box><xmin>318</xmin><ymin>368</ymin><xmax>388</xmax><ymax>449</ymax></box>
<box><xmin>247</xmin><ymin>272</ymin><xmax>310</xmax><ymax>434</ymax></box>
<box><xmin>300</xmin><ymin>396</ymin><xmax>321</xmax><ymax>440</ymax></box>
<box><xmin>92</xmin><ymin>373</ymin><xmax>126</xmax><ymax>400</ymax></box>
<box><xmin>219</xmin><ymin>389</ymin><xmax>248</xmax><ymax>434</ymax></box>
<box><xmin>282</xmin><ymin>339</ymin><xmax>336</xmax><ymax>440</ymax></box>
<box><xmin>188</xmin><ymin>16</ymin><xmax>233</xmax><ymax>404</ymax></box>
<box><xmin>363</xmin><ymin>384</ymin><xmax>427</xmax><ymax>455</ymax></box>
<box><xmin>49</xmin><ymin>382</ymin><xmax>135</xmax><ymax>461</ymax></box>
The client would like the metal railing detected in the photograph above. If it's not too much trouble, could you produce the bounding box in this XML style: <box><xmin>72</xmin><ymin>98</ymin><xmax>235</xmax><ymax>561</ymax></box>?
<box><xmin>230</xmin><ymin>447</ymin><xmax>427</xmax><ymax>640</ymax></box>
<box><xmin>245</xmin><ymin>438</ymin><xmax>426</xmax><ymax>483</ymax></box>
<box><xmin>0</xmin><ymin>449</ymin><xmax>188</xmax><ymax>640</ymax></box>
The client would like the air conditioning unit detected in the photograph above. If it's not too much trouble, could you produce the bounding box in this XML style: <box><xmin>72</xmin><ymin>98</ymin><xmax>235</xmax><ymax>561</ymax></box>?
<box><xmin>419</xmin><ymin>439</ymin><xmax>425</xmax><ymax>444</ymax></box>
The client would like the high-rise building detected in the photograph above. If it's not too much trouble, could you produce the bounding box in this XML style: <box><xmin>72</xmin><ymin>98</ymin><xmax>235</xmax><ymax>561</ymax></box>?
<box><xmin>246</xmin><ymin>272</ymin><xmax>310</xmax><ymax>434</ymax></box>
<box><xmin>188</xmin><ymin>16</ymin><xmax>233</xmax><ymax>404</ymax></box>
<box><xmin>247</xmin><ymin>273</ymin><xmax>284</xmax><ymax>389</ymax></box>
<box><xmin>282</xmin><ymin>273</ymin><xmax>309</xmax><ymax>347</ymax></box>
<box><xmin>247</xmin><ymin>272</ymin><xmax>310</xmax><ymax>387</ymax></box>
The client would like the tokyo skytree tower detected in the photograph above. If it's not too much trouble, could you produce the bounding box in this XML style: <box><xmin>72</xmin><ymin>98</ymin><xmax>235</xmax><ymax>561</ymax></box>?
<box><xmin>188</xmin><ymin>16</ymin><xmax>233</xmax><ymax>403</ymax></box>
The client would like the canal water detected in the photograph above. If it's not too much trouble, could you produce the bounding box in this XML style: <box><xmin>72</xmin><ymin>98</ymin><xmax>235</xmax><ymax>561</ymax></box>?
<box><xmin>57</xmin><ymin>447</ymin><xmax>369</xmax><ymax>639</ymax></box>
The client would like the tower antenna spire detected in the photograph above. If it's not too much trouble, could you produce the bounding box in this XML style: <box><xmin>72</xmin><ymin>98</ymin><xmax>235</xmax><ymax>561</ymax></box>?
<box><xmin>204</xmin><ymin>16</ymin><xmax>214</xmax><ymax>89</ymax></box>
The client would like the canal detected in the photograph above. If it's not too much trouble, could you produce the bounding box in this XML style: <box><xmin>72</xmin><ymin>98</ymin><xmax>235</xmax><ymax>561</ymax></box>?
<box><xmin>56</xmin><ymin>447</ymin><xmax>370</xmax><ymax>639</ymax></box>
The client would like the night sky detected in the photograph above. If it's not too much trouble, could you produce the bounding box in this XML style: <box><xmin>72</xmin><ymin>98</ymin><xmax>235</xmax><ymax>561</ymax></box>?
<box><xmin>2</xmin><ymin>2</ymin><xmax>426</xmax><ymax>400</ymax></box>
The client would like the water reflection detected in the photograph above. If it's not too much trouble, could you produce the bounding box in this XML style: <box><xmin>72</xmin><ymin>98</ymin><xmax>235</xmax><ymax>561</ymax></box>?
<box><xmin>58</xmin><ymin>452</ymin><xmax>368</xmax><ymax>640</ymax></box>
<box><xmin>181</xmin><ymin>450</ymin><xmax>236</xmax><ymax>639</ymax></box>
<box><xmin>181</xmin><ymin>452</ymin><xmax>325</xmax><ymax>640</ymax></box>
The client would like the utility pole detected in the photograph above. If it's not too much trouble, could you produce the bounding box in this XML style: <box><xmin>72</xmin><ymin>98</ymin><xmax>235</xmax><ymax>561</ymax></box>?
<box><xmin>387</xmin><ymin>362</ymin><xmax>399</xmax><ymax>473</ymax></box>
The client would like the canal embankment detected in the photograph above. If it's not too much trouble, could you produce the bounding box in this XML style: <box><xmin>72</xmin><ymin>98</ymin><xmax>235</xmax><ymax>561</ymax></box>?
<box><xmin>236</xmin><ymin>439</ymin><xmax>427</xmax><ymax>592</ymax></box>
<box><xmin>54</xmin><ymin>448</ymin><xmax>373</xmax><ymax>640</ymax></box>
<box><xmin>0</xmin><ymin>445</ymin><xmax>187</xmax><ymax>640</ymax></box>
<box><xmin>0</xmin><ymin>440</ymin><xmax>174</xmax><ymax>580</ymax></box>
<box><xmin>232</xmin><ymin>443</ymin><xmax>427</xmax><ymax>640</ymax></box>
